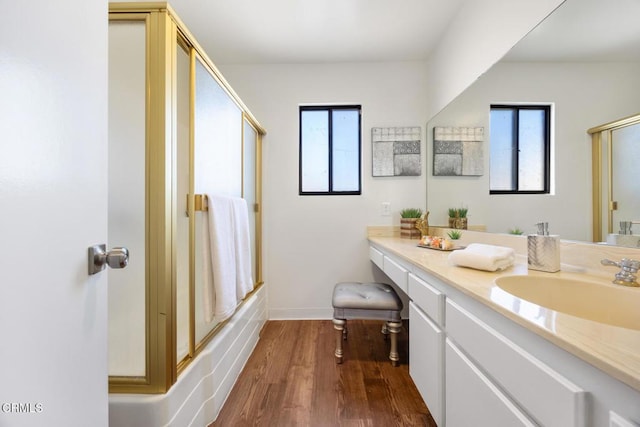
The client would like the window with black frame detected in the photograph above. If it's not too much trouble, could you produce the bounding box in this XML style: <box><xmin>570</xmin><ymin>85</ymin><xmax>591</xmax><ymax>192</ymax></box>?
<box><xmin>299</xmin><ymin>105</ymin><xmax>361</xmax><ymax>195</ymax></box>
<box><xmin>489</xmin><ymin>104</ymin><xmax>551</xmax><ymax>194</ymax></box>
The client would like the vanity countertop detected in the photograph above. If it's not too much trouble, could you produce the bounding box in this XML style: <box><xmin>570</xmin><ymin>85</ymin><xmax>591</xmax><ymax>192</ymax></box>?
<box><xmin>369</xmin><ymin>236</ymin><xmax>640</xmax><ymax>393</ymax></box>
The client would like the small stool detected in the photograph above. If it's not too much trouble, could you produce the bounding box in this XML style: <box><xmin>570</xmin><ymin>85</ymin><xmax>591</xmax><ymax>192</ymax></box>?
<box><xmin>332</xmin><ymin>282</ymin><xmax>403</xmax><ymax>366</ymax></box>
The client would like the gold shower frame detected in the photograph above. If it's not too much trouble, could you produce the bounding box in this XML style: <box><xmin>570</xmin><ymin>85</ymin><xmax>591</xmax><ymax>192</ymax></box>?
<box><xmin>109</xmin><ymin>3</ymin><xmax>265</xmax><ymax>394</ymax></box>
<box><xmin>588</xmin><ymin>112</ymin><xmax>640</xmax><ymax>243</ymax></box>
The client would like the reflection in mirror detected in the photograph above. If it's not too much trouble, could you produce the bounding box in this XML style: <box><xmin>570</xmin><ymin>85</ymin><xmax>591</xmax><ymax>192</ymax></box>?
<box><xmin>589</xmin><ymin>113</ymin><xmax>640</xmax><ymax>247</ymax></box>
<box><xmin>612</xmin><ymin>123</ymin><xmax>640</xmax><ymax>232</ymax></box>
<box><xmin>425</xmin><ymin>0</ymin><xmax>640</xmax><ymax>244</ymax></box>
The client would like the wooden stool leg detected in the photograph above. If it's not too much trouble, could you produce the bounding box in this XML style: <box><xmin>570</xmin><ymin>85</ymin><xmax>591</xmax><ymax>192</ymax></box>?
<box><xmin>333</xmin><ymin>318</ymin><xmax>346</xmax><ymax>364</ymax></box>
<box><xmin>387</xmin><ymin>320</ymin><xmax>402</xmax><ymax>367</ymax></box>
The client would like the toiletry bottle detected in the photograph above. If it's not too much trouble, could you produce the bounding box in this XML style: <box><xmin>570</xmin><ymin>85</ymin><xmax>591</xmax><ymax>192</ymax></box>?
<box><xmin>527</xmin><ymin>222</ymin><xmax>560</xmax><ymax>273</ymax></box>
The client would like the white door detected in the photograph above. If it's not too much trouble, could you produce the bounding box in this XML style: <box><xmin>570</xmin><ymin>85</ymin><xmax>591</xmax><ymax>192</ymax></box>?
<box><xmin>0</xmin><ymin>1</ymin><xmax>109</xmax><ymax>426</ymax></box>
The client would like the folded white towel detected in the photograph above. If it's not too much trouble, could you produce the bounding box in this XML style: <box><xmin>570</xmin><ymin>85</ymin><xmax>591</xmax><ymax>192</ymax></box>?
<box><xmin>448</xmin><ymin>243</ymin><xmax>515</xmax><ymax>272</ymax></box>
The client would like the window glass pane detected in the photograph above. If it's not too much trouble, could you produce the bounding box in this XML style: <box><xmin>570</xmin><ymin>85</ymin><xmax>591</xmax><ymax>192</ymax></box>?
<box><xmin>331</xmin><ymin>109</ymin><xmax>359</xmax><ymax>191</ymax></box>
<box><xmin>518</xmin><ymin>109</ymin><xmax>545</xmax><ymax>191</ymax></box>
<box><xmin>300</xmin><ymin>110</ymin><xmax>329</xmax><ymax>192</ymax></box>
<box><xmin>490</xmin><ymin>109</ymin><xmax>516</xmax><ymax>191</ymax></box>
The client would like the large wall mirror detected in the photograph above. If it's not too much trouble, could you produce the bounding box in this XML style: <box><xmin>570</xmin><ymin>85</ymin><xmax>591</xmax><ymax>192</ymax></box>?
<box><xmin>426</xmin><ymin>0</ymin><xmax>640</xmax><ymax>245</ymax></box>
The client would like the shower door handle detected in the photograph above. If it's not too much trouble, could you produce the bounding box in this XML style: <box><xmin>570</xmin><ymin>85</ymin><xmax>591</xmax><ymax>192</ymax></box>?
<box><xmin>88</xmin><ymin>244</ymin><xmax>130</xmax><ymax>275</ymax></box>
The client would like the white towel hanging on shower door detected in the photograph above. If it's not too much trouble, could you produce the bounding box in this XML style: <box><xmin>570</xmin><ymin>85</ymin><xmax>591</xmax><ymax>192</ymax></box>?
<box><xmin>233</xmin><ymin>197</ymin><xmax>254</xmax><ymax>301</ymax></box>
<box><xmin>202</xmin><ymin>195</ymin><xmax>254</xmax><ymax>323</ymax></box>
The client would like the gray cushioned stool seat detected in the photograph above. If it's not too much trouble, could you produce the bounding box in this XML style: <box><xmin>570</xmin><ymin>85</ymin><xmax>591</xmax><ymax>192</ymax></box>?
<box><xmin>332</xmin><ymin>282</ymin><xmax>403</xmax><ymax>366</ymax></box>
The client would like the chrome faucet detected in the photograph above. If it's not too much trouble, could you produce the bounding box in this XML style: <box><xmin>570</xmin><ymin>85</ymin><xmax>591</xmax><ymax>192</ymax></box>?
<box><xmin>601</xmin><ymin>258</ymin><xmax>640</xmax><ymax>287</ymax></box>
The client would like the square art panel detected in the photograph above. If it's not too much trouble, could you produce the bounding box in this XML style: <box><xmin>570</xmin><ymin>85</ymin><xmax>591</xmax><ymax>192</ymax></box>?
<box><xmin>372</xmin><ymin>127</ymin><xmax>421</xmax><ymax>177</ymax></box>
<box><xmin>433</xmin><ymin>127</ymin><xmax>484</xmax><ymax>176</ymax></box>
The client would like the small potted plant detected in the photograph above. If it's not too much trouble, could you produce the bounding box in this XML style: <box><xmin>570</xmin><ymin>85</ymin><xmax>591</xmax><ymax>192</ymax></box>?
<box><xmin>448</xmin><ymin>208</ymin><xmax>468</xmax><ymax>230</ymax></box>
<box><xmin>508</xmin><ymin>227</ymin><xmax>524</xmax><ymax>235</ymax></box>
<box><xmin>400</xmin><ymin>208</ymin><xmax>423</xmax><ymax>239</ymax></box>
<box><xmin>457</xmin><ymin>207</ymin><xmax>468</xmax><ymax>230</ymax></box>
<box><xmin>447</xmin><ymin>229</ymin><xmax>462</xmax><ymax>240</ymax></box>
<box><xmin>447</xmin><ymin>208</ymin><xmax>458</xmax><ymax>229</ymax></box>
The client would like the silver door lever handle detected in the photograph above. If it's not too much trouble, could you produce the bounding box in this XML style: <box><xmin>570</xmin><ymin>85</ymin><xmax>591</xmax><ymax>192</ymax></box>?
<box><xmin>88</xmin><ymin>244</ymin><xmax>130</xmax><ymax>275</ymax></box>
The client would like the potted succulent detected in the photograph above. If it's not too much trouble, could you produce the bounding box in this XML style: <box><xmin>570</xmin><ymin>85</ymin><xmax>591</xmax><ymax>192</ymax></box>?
<box><xmin>447</xmin><ymin>229</ymin><xmax>462</xmax><ymax>240</ymax></box>
<box><xmin>400</xmin><ymin>208</ymin><xmax>423</xmax><ymax>239</ymax></box>
<box><xmin>447</xmin><ymin>208</ymin><xmax>458</xmax><ymax>229</ymax></box>
<box><xmin>448</xmin><ymin>207</ymin><xmax>468</xmax><ymax>230</ymax></box>
<box><xmin>456</xmin><ymin>207</ymin><xmax>468</xmax><ymax>230</ymax></box>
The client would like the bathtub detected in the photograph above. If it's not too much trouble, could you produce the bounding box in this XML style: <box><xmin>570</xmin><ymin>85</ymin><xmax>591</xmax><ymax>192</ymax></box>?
<box><xmin>109</xmin><ymin>286</ymin><xmax>266</xmax><ymax>426</ymax></box>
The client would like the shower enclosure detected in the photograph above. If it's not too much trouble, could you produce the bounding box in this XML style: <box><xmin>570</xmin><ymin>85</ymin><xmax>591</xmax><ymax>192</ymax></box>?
<box><xmin>108</xmin><ymin>3</ymin><xmax>265</xmax><ymax>394</ymax></box>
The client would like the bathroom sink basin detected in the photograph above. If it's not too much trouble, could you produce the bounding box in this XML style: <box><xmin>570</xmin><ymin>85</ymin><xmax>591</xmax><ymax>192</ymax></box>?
<box><xmin>494</xmin><ymin>275</ymin><xmax>640</xmax><ymax>330</ymax></box>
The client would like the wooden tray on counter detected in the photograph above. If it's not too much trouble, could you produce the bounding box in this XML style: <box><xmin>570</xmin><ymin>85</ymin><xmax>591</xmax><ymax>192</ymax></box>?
<box><xmin>417</xmin><ymin>244</ymin><xmax>466</xmax><ymax>252</ymax></box>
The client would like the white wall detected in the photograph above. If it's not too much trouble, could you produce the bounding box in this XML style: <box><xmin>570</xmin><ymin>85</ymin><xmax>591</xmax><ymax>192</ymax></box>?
<box><xmin>216</xmin><ymin>2</ymin><xmax>569</xmax><ymax>319</ymax></box>
<box><xmin>221</xmin><ymin>62</ymin><xmax>428</xmax><ymax>318</ymax></box>
<box><xmin>425</xmin><ymin>0</ymin><xmax>564</xmax><ymax>120</ymax></box>
<box><xmin>426</xmin><ymin>61</ymin><xmax>640</xmax><ymax>241</ymax></box>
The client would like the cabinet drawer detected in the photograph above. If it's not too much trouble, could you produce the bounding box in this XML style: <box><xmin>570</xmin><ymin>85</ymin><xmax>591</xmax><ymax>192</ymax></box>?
<box><xmin>383</xmin><ymin>256</ymin><xmax>408</xmax><ymax>294</ymax></box>
<box><xmin>408</xmin><ymin>274</ymin><xmax>444</xmax><ymax>326</ymax></box>
<box><xmin>369</xmin><ymin>246</ymin><xmax>384</xmax><ymax>270</ymax></box>
<box><xmin>447</xmin><ymin>300</ymin><xmax>587</xmax><ymax>427</ymax></box>
<box><xmin>446</xmin><ymin>339</ymin><xmax>536</xmax><ymax>427</ymax></box>
<box><xmin>409</xmin><ymin>302</ymin><xmax>444</xmax><ymax>426</ymax></box>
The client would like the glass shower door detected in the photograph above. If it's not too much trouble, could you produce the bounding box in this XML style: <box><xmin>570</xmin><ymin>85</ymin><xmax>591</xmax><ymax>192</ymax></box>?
<box><xmin>107</xmin><ymin>20</ymin><xmax>147</xmax><ymax>378</ymax></box>
<box><xmin>193</xmin><ymin>56</ymin><xmax>243</xmax><ymax>344</ymax></box>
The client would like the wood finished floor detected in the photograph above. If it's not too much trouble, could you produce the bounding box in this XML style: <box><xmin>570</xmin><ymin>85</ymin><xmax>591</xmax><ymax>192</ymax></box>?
<box><xmin>210</xmin><ymin>319</ymin><xmax>436</xmax><ymax>427</ymax></box>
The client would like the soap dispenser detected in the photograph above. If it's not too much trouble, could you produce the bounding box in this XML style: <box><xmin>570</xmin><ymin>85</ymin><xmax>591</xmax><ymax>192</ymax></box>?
<box><xmin>527</xmin><ymin>222</ymin><xmax>560</xmax><ymax>273</ymax></box>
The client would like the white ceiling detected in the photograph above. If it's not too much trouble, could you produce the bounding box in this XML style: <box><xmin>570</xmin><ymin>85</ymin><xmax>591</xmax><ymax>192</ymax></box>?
<box><xmin>165</xmin><ymin>0</ymin><xmax>465</xmax><ymax>64</ymax></box>
<box><xmin>505</xmin><ymin>0</ymin><xmax>640</xmax><ymax>62</ymax></box>
<box><xmin>125</xmin><ymin>0</ymin><xmax>640</xmax><ymax>65</ymax></box>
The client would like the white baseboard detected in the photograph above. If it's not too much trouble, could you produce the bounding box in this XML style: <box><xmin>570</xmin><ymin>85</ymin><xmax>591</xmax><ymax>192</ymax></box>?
<box><xmin>268</xmin><ymin>307</ymin><xmax>333</xmax><ymax>320</ymax></box>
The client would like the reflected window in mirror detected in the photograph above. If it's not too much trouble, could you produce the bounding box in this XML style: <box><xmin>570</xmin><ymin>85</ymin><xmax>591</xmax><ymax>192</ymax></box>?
<box><xmin>490</xmin><ymin>104</ymin><xmax>551</xmax><ymax>194</ymax></box>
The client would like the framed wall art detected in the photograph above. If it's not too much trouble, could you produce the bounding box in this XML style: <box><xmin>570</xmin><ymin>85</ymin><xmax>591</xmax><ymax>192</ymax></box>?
<box><xmin>372</xmin><ymin>126</ymin><xmax>421</xmax><ymax>177</ymax></box>
<box><xmin>433</xmin><ymin>126</ymin><xmax>484</xmax><ymax>176</ymax></box>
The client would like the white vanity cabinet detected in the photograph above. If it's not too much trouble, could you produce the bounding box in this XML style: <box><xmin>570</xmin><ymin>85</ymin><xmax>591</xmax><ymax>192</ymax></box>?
<box><xmin>408</xmin><ymin>274</ymin><xmax>445</xmax><ymax>426</ymax></box>
<box><xmin>369</xmin><ymin>245</ymin><xmax>409</xmax><ymax>293</ymax></box>
<box><xmin>445</xmin><ymin>338</ymin><xmax>536</xmax><ymax>426</ymax></box>
<box><xmin>369</xmin><ymin>246</ymin><xmax>384</xmax><ymax>270</ymax></box>
<box><xmin>446</xmin><ymin>299</ymin><xmax>586</xmax><ymax>427</ymax></box>
<box><xmin>369</xmin><ymin>242</ymin><xmax>640</xmax><ymax>427</ymax></box>
<box><xmin>382</xmin><ymin>256</ymin><xmax>408</xmax><ymax>294</ymax></box>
